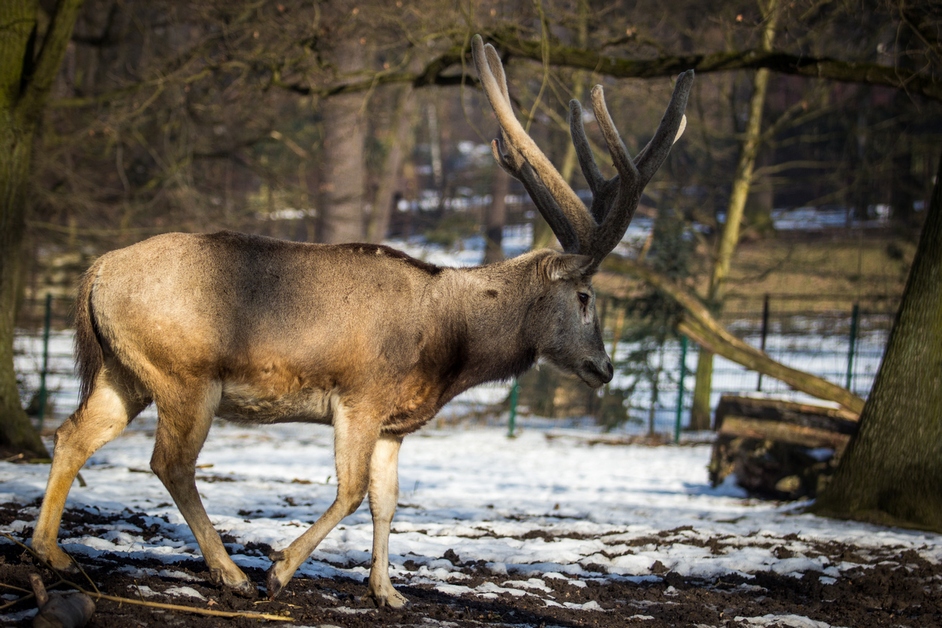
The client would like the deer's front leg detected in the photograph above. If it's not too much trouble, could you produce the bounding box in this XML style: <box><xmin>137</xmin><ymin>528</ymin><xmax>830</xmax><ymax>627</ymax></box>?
<box><xmin>267</xmin><ymin>405</ymin><xmax>377</xmax><ymax>599</ymax></box>
<box><xmin>367</xmin><ymin>434</ymin><xmax>407</xmax><ymax>608</ymax></box>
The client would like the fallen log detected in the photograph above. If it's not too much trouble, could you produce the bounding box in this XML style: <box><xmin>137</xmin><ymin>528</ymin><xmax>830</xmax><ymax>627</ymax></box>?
<box><xmin>708</xmin><ymin>395</ymin><xmax>859</xmax><ymax>499</ymax></box>
<box><xmin>30</xmin><ymin>574</ymin><xmax>95</xmax><ymax>628</ymax></box>
<box><xmin>599</xmin><ymin>260</ymin><xmax>867</xmax><ymax>415</ymax></box>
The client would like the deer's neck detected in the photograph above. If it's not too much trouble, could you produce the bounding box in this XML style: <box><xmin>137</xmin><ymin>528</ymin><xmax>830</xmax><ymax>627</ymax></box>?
<box><xmin>429</xmin><ymin>256</ymin><xmax>544</xmax><ymax>396</ymax></box>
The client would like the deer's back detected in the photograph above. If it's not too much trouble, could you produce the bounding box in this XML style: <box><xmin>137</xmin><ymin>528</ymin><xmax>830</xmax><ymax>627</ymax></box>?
<box><xmin>86</xmin><ymin>231</ymin><xmax>446</xmax><ymax>425</ymax></box>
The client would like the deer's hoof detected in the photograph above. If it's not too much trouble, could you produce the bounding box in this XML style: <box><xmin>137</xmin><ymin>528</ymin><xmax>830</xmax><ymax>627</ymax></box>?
<box><xmin>209</xmin><ymin>567</ymin><xmax>256</xmax><ymax>599</ymax></box>
<box><xmin>367</xmin><ymin>581</ymin><xmax>409</xmax><ymax>609</ymax></box>
<box><xmin>231</xmin><ymin>578</ymin><xmax>258</xmax><ymax>599</ymax></box>
<box><xmin>266</xmin><ymin>552</ymin><xmax>294</xmax><ymax>600</ymax></box>
<box><xmin>266</xmin><ymin>567</ymin><xmax>286</xmax><ymax>600</ymax></box>
<box><xmin>371</xmin><ymin>591</ymin><xmax>409</xmax><ymax>609</ymax></box>
<box><xmin>33</xmin><ymin>543</ymin><xmax>79</xmax><ymax>574</ymax></box>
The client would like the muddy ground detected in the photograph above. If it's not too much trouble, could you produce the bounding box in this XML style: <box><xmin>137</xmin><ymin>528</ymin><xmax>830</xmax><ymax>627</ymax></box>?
<box><xmin>1</xmin><ymin>500</ymin><xmax>940</xmax><ymax>627</ymax></box>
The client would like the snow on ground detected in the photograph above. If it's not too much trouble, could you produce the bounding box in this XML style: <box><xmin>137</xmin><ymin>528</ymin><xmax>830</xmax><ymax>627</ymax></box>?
<box><xmin>2</xmin><ymin>418</ymin><xmax>940</xmax><ymax>620</ymax></box>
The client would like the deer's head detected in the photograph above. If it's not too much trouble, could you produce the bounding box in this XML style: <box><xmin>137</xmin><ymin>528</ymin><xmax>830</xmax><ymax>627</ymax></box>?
<box><xmin>472</xmin><ymin>35</ymin><xmax>693</xmax><ymax>387</ymax></box>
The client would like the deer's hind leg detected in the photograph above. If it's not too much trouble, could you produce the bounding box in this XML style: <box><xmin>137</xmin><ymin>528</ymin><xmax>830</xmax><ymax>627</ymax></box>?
<box><xmin>32</xmin><ymin>367</ymin><xmax>149</xmax><ymax>571</ymax></box>
<box><xmin>149</xmin><ymin>379</ymin><xmax>255</xmax><ymax>597</ymax></box>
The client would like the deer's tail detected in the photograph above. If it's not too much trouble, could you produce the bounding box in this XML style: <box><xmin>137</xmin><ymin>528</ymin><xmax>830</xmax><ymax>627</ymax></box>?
<box><xmin>73</xmin><ymin>261</ymin><xmax>105</xmax><ymax>406</ymax></box>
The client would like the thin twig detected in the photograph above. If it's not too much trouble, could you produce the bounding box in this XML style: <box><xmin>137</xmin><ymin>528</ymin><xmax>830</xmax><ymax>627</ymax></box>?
<box><xmin>0</xmin><ymin>533</ymin><xmax>292</xmax><ymax>621</ymax></box>
<box><xmin>0</xmin><ymin>582</ymin><xmax>31</xmax><ymax>595</ymax></box>
<box><xmin>0</xmin><ymin>581</ymin><xmax>35</xmax><ymax>611</ymax></box>
<box><xmin>1</xmin><ymin>532</ymin><xmax>97</xmax><ymax>594</ymax></box>
<box><xmin>82</xmin><ymin>592</ymin><xmax>294</xmax><ymax>621</ymax></box>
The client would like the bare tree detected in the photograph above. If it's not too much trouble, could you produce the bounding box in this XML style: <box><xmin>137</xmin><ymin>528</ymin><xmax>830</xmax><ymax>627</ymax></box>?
<box><xmin>811</xmin><ymin>147</ymin><xmax>942</xmax><ymax>532</ymax></box>
<box><xmin>690</xmin><ymin>0</ymin><xmax>781</xmax><ymax>430</ymax></box>
<box><xmin>0</xmin><ymin>0</ymin><xmax>83</xmax><ymax>457</ymax></box>
<box><xmin>317</xmin><ymin>31</ymin><xmax>369</xmax><ymax>243</ymax></box>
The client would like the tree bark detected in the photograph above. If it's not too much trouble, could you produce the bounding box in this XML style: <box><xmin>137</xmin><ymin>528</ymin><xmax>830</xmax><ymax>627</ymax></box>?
<box><xmin>366</xmin><ymin>85</ymin><xmax>415</xmax><ymax>244</ymax></box>
<box><xmin>811</xmin><ymin>148</ymin><xmax>942</xmax><ymax>532</ymax></box>
<box><xmin>0</xmin><ymin>0</ymin><xmax>83</xmax><ymax>457</ymax></box>
<box><xmin>691</xmin><ymin>0</ymin><xmax>779</xmax><ymax>430</ymax></box>
<box><xmin>317</xmin><ymin>37</ymin><xmax>367</xmax><ymax>244</ymax></box>
<box><xmin>483</xmin><ymin>168</ymin><xmax>509</xmax><ymax>263</ymax></box>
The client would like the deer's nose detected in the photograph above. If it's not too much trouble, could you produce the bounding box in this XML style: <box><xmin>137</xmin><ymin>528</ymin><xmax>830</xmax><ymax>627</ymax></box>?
<box><xmin>584</xmin><ymin>358</ymin><xmax>614</xmax><ymax>385</ymax></box>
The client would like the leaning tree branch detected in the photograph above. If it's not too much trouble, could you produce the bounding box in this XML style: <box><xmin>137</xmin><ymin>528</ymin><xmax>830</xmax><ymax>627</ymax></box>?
<box><xmin>602</xmin><ymin>258</ymin><xmax>866</xmax><ymax>415</ymax></box>
<box><xmin>486</xmin><ymin>38</ymin><xmax>942</xmax><ymax>102</ymax></box>
<box><xmin>49</xmin><ymin>31</ymin><xmax>942</xmax><ymax>111</ymax></box>
<box><xmin>276</xmin><ymin>42</ymin><xmax>941</xmax><ymax>103</ymax></box>
<box><xmin>676</xmin><ymin>317</ymin><xmax>865</xmax><ymax>415</ymax></box>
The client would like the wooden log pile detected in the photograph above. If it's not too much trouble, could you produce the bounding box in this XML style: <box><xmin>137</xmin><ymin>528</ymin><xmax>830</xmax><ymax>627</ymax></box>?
<box><xmin>708</xmin><ymin>395</ymin><xmax>859</xmax><ymax>499</ymax></box>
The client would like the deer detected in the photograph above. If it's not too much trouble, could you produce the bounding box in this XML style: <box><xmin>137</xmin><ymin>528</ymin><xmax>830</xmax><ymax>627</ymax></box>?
<box><xmin>31</xmin><ymin>35</ymin><xmax>693</xmax><ymax>607</ymax></box>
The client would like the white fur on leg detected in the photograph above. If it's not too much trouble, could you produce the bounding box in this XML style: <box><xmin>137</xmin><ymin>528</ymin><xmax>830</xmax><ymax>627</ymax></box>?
<box><xmin>367</xmin><ymin>434</ymin><xmax>407</xmax><ymax>608</ymax></box>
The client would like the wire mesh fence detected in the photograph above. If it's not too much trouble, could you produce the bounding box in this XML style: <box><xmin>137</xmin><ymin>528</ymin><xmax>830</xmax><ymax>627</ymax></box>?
<box><xmin>13</xmin><ymin>291</ymin><xmax>898</xmax><ymax>436</ymax></box>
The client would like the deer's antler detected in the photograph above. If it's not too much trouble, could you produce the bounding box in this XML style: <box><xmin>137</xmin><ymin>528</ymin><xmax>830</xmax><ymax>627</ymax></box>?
<box><xmin>471</xmin><ymin>34</ymin><xmax>693</xmax><ymax>269</ymax></box>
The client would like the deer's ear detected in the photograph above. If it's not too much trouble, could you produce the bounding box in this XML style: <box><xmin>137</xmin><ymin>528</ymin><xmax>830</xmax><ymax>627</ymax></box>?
<box><xmin>542</xmin><ymin>254</ymin><xmax>595</xmax><ymax>282</ymax></box>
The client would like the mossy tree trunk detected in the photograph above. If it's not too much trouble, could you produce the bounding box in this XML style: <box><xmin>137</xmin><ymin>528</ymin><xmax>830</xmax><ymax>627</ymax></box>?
<box><xmin>0</xmin><ymin>0</ymin><xmax>84</xmax><ymax>457</ymax></box>
<box><xmin>690</xmin><ymin>0</ymin><xmax>779</xmax><ymax>429</ymax></box>
<box><xmin>811</xmin><ymin>149</ymin><xmax>942</xmax><ymax>532</ymax></box>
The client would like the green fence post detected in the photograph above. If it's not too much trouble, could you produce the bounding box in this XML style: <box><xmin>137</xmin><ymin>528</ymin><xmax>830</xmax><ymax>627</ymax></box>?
<box><xmin>674</xmin><ymin>335</ymin><xmax>688</xmax><ymax>443</ymax></box>
<box><xmin>37</xmin><ymin>293</ymin><xmax>53</xmax><ymax>430</ymax></box>
<box><xmin>756</xmin><ymin>293</ymin><xmax>770</xmax><ymax>391</ymax></box>
<box><xmin>507</xmin><ymin>379</ymin><xmax>520</xmax><ymax>438</ymax></box>
<box><xmin>846</xmin><ymin>302</ymin><xmax>859</xmax><ymax>392</ymax></box>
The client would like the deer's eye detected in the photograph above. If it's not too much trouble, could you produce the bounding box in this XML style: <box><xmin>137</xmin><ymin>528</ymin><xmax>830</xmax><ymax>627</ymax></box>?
<box><xmin>578</xmin><ymin>292</ymin><xmax>590</xmax><ymax>306</ymax></box>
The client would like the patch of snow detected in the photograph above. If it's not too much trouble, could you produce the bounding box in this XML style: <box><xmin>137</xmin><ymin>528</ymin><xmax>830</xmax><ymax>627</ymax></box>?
<box><xmin>735</xmin><ymin>614</ymin><xmax>845</xmax><ymax>628</ymax></box>
<box><xmin>2</xmin><ymin>422</ymin><xmax>940</xmax><ymax>618</ymax></box>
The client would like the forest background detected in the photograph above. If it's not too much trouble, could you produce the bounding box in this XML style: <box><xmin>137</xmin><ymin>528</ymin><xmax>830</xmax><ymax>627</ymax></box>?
<box><xmin>1</xmin><ymin>0</ymin><xmax>941</xmax><ymax>531</ymax></box>
<box><xmin>11</xmin><ymin>0</ymin><xmax>940</xmax><ymax>287</ymax></box>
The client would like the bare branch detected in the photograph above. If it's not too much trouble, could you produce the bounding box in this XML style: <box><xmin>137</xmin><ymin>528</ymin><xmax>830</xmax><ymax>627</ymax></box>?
<box><xmin>20</xmin><ymin>0</ymin><xmax>89</xmax><ymax>120</ymax></box>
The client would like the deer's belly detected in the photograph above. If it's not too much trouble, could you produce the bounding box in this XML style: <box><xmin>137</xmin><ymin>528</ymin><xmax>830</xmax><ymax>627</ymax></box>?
<box><xmin>216</xmin><ymin>382</ymin><xmax>337</xmax><ymax>424</ymax></box>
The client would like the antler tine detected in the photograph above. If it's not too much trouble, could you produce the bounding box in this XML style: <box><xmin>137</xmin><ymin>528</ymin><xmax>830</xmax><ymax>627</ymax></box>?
<box><xmin>568</xmin><ymin>99</ymin><xmax>606</xmax><ymax>197</ymax></box>
<box><xmin>490</xmin><ymin>138</ymin><xmax>580</xmax><ymax>252</ymax></box>
<box><xmin>634</xmin><ymin>69</ymin><xmax>694</xmax><ymax>182</ymax></box>
<box><xmin>481</xmin><ymin>68</ymin><xmax>581</xmax><ymax>253</ymax></box>
<box><xmin>589</xmin><ymin>85</ymin><xmax>640</xmax><ymax>190</ymax></box>
<box><xmin>472</xmin><ymin>34</ymin><xmax>593</xmax><ymax>253</ymax></box>
<box><xmin>580</xmin><ymin>84</ymin><xmax>646</xmax><ymax>260</ymax></box>
<box><xmin>586</xmin><ymin>72</ymin><xmax>695</xmax><ymax>264</ymax></box>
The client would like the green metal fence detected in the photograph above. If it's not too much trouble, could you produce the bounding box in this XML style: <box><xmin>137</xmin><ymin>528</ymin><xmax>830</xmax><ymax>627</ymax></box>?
<box><xmin>14</xmin><ymin>292</ymin><xmax>898</xmax><ymax>435</ymax></box>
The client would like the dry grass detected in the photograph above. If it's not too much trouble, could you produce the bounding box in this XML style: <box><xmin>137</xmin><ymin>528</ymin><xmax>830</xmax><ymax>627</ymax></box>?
<box><xmin>598</xmin><ymin>229</ymin><xmax>918</xmax><ymax>319</ymax></box>
<box><xmin>723</xmin><ymin>231</ymin><xmax>915</xmax><ymax>305</ymax></box>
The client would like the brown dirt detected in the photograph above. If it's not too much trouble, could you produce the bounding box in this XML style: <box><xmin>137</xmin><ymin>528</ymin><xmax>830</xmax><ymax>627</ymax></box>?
<box><xmin>2</xmin><ymin>501</ymin><xmax>940</xmax><ymax>627</ymax></box>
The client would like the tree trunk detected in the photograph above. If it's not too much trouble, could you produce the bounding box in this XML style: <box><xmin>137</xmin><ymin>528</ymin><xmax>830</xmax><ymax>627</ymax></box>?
<box><xmin>0</xmin><ymin>109</ymin><xmax>46</xmax><ymax>457</ymax></box>
<box><xmin>483</xmin><ymin>168</ymin><xmax>509</xmax><ymax>263</ymax></box>
<box><xmin>811</xmin><ymin>149</ymin><xmax>942</xmax><ymax>532</ymax></box>
<box><xmin>366</xmin><ymin>86</ymin><xmax>416</xmax><ymax>244</ymax></box>
<box><xmin>0</xmin><ymin>0</ymin><xmax>83</xmax><ymax>457</ymax></box>
<box><xmin>690</xmin><ymin>0</ymin><xmax>779</xmax><ymax>429</ymax></box>
<box><xmin>317</xmin><ymin>37</ymin><xmax>367</xmax><ymax>244</ymax></box>
<box><xmin>690</xmin><ymin>351</ymin><xmax>715</xmax><ymax>429</ymax></box>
